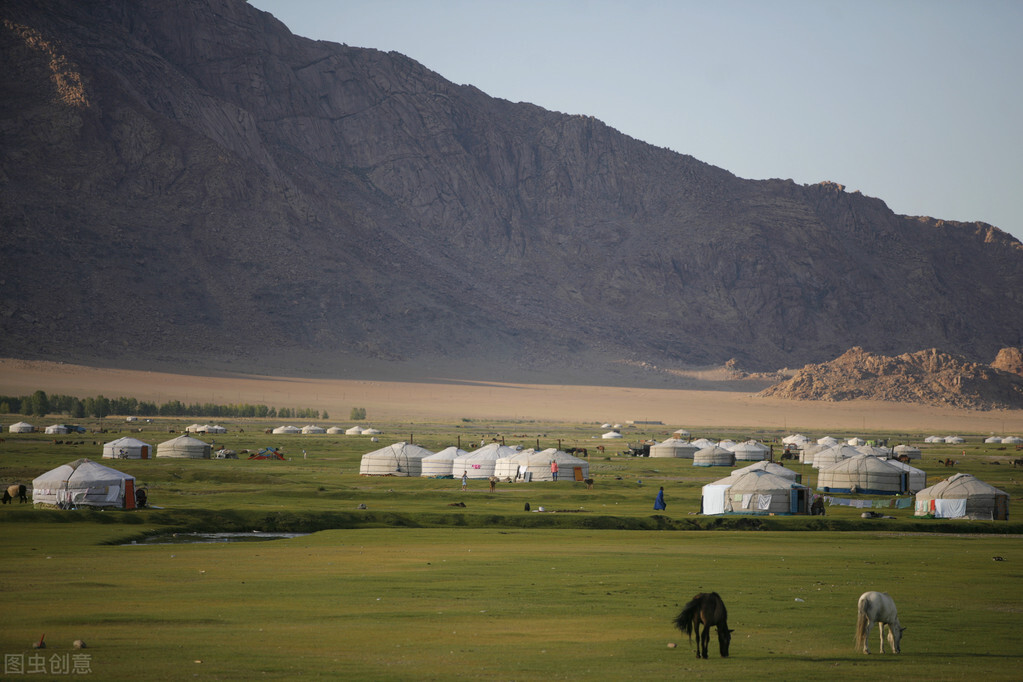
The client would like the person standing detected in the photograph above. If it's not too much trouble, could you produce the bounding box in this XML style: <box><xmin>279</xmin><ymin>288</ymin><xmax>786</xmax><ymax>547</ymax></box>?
<box><xmin>550</xmin><ymin>459</ymin><xmax>559</xmax><ymax>481</ymax></box>
<box><xmin>654</xmin><ymin>486</ymin><xmax>666</xmax><ymax>510</ymax></box>
<box><xmin>461</xmin><ymin>470</ymin><xmax>468</xmax><ymax>491</ymax></box>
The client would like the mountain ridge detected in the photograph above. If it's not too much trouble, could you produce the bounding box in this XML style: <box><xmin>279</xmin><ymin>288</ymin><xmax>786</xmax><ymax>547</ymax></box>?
<box><xmin>1</xmin><ymin>0</ymin><xmax>1021</xmax><ymax>386</ymax></box>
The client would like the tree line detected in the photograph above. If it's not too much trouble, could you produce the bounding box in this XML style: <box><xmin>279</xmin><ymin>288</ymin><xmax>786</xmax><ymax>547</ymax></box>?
<box><xmin>0</xmin><ymin>390</ymin><xmax>328</xmax><ymax>421</ymax></box>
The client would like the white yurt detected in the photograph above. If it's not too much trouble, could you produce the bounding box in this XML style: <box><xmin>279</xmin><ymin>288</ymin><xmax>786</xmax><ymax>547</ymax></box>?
<box><xmin>272</xmin><ymin>425</ymin><xmax>301</xmax><ymax>435</ymax></box>
<box><xmin>884</xmin><ymin>459</ymin><xmax>927</xmax><ymax>493</ymax></box>
<box><xmin>924</xmin><ymin>435</ymin><xmax>944</xmax><ymax>444</ymax></box>
<box><xmin>345</xmin><ymin>426</ymin><xmax>365</xmax><ymax>435</ymax></box>
<box><xmin>326</xmin><ymin>426</ymin><xmax>344</xmax><ymax>434</ymax></box>
<box><xmin>453</xmin><ymin>443</ymin><xmax>518</xmax><ymax>479</ymax></box>
<box><xmin>650</xmin><ymin>438</ymin><xmax>699</xmax><ymax>458</ymax></box>
<box><xmin>732</xmin><ymin>440</ymin><xmax>770</xmax><ymax>462</ymax></box>
<box><xmin>799</xmin><ymin>443</ymin><xmax>826</xmax><ymax>465</ymax></box>
<box><xmin>855</xmin><ymin>445</ymin><xmax>892</xmax><ymax>459</ymax></box>
<box><xmin>45</xmin><ymin>424</ymin><xmax>69</xmax><ymax>435</ymax></box>
<box><xmin>493</xmin><ymin>448</ymin><xmax>588</xmax><ymax>482</ymax></box>
<box><xmin>690</xmin><ymin>438</ymin><xmax>716</xmax><ymax>450</ymax></box>
<box><xmin>102</xmin><ymin>436</ymin><xmax>152</xmax><ymax>460</ymax></box>
<box><xmin>301</xmin><ymin>425</ymin><xmax>326</xmax><ymax>434</ymax></box>
<box><xmin>9</xmin><ymin>421</ymin><xmax>34</xmax><ymax>433</ymax></box>
<box><xmin>359</xmin><ymin>442</ymin><xmax>433</xmax><ymax>476</ymax></box>
<box><xmin>733</xmin><ymin>460</ymin><xmax>800</xmax><ymax>482</ymax></box>
<box><xmin>915</xmin><ymin>473</ymin><xmax>1009</xmax><ymax>520</ymax></box>
<box><xmin>984</xmin><ymin>436</ymin><xmax>1003</xmax><ymax>444</ymax></box>
<box><xmin>812</xmin><ymin>444</ymin><xmax>859</xmax><ymax>469</ymax></box>
<box><xmin>693</xmin><ymin>446</ymin><xmax>735</xmax><ymax>467</ymax></box>
<box><xmin>944</xmin><ymin>435</ymin><xmax>965</xmax><ymax>444</ymax></box>
<box><xmin>847</xmin><ymin>437</ymin><xmax>866</xmax><ymax>446</ymax></box>
<box><xmin>420</xmin><ymin>446</ymin><xmax>470</xmax><ymax>478</ymax></box>
<box><xmin>782</xmin><ymin>434</ymin><xmax>810</xmax><ymax>447</ymax></box>
<box><xmin>185</xmin><ymin>424</ymin><xmax>204</xmax><ymax>433</ymax></box>
<box><xmin>601</xmin><ymin>431</ymin><xmax>623</xmax><ymax>440</ymax></box>
<box><xmin>817</xmin><ymin>436</ymin><xmax>839</xmax><ymax>447</ymax></box>
<box><xmin>892</xmin><ymin>444</ymin><xmax>922</xmax><ymax>460</ymax></box>
<box><xmin>1002</xmin><ymin>436</ymin><xmax>1023</xmax><ymax>445</ymax></box>
<box><xmin>816</xmin><ymin>455</ymin><xmax>906</xmax><ymax>494</ymax></box>
<box><xmin>156</xmin><ymin>435</ymin><xmax>211</xmax><ymax>459</ymax></box>
<box><xmin>717</xmin><ymin>439</ymin><xmax>738</xmax><ymax>452</ymax></box>
<box><xmin>203</xmin><ymin>424</ymin><xmax>227</xmax><ymax>434</ymax></box>
<box><xmin>32</xmin><ymin>458</ymin><xmax>137</xmax><ymax>509</ymax></box>
<box><xmin>362</xmin><ymin>428</ymin><xmax>381</xmax><ymax>435</ymax></box>
<box><xmin>673</xmin><ymin>428</ymin><xmax>691</xmax><ymax>438</ymax></box>
<box><xmin>702</xmin><ymin>470</ymin><xmax>810</xmax><ymax>515</ymax></box>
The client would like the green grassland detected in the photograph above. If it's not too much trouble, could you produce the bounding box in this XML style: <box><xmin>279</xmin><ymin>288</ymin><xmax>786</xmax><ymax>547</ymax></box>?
<box><xmin>1</xmin><ymin>417</ymin><xmax>1022</xmax><ymax>680</ymax></box>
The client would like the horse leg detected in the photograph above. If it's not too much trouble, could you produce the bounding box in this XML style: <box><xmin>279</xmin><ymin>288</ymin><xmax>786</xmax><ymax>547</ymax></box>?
<box><xmin>862</xmin><ymin>618</ymin><xmax>873</xmax><ymax>654</ymax></box>
<box><xmin>700</xmin><ymin>622</ymin><xmax>711</xmax><ymax>659</ymax></box>
<box><xmin>877</xmin><ymin>622</ymin><xmax>886</xmax><ymax>654</ymax></box>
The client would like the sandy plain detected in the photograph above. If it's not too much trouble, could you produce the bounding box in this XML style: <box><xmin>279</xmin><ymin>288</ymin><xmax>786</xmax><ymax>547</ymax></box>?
<box><xmin>3</xmin><ymin>358</ymin><xmax>1023</xmax><ymax>435</ymax></box>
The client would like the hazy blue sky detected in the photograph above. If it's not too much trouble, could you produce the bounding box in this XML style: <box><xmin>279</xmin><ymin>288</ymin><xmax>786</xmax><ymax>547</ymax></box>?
<box><xmin>249</xmin><ymin>0</ymin><xmax>1022</xmax><ymax>241</ymax></box>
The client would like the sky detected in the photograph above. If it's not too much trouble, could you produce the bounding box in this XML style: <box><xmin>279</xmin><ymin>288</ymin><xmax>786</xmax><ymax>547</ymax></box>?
<box><xmin>248</xmin><ymin>0</ymin><xmax>1022</xmax><ymax>241</ymax></box>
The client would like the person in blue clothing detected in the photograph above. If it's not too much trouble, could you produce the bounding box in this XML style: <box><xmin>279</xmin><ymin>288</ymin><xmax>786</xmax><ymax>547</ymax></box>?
<box><xmin>654</xmin><ymin>486</ymin><xmax>666</xmax><ymax>510</ymax></box>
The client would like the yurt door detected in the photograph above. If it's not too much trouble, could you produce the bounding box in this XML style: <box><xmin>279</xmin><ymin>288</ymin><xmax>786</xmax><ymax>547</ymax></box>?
<box><xmin>996</xmin><ymin>495</ymin><xmax>1008</xmax><ymax>521</ymax></box>
<box><xmin>141</xmin><ymin>446</ymin><xmax>149</xmax><ymax>460</ymax></box>
<box><xmin>790</xmin><ymin>489</ymin><xmax>807</xmax><ymax>514</ymax></box>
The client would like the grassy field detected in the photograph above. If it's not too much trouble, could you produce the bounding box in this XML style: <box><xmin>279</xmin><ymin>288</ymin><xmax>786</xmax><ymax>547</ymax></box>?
<box><xmin>1</xmin><ymin>417</ymin><xmax>1022</xmax><ymax>680</ymax></box>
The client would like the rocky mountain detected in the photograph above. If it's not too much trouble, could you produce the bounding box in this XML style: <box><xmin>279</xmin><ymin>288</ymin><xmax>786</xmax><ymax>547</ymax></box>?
<box><xmin>2</xmin><ymin>0</ymin><xmax>1023</xmax><ymax>384</ymax></box>
<box><xmin>759</xmin><ymin>347</ymin><xmax>1023</xmax><ymax>409</ymax></box>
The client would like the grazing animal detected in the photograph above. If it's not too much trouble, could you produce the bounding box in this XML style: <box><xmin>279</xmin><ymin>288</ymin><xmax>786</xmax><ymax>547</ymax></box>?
<box><xmin>855</xmin><ymin>591</ymin><xmax>905</xmax><ymax>654</ymax></box>
<box><xmin>1012</xmin><ymin>459</ymin><xmax>1023</xmax><ymax>468</ymax></box>
<box><xmin>673</xmin><ymin>592</ymin><xmax>732</xmax><ymax>659</ymax></box>
<box><xmin>3</xmin><ymin>484</ymin><xmax>28</xmax><ymax>504</ymax></box>
<box><xmin>896</xmin><ymin>454</ymin><xmax>911</xmax><ymax>464</ymax></box>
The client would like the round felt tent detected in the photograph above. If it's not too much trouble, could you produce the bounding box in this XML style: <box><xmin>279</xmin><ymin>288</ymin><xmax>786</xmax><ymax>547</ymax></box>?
<box><xmin>732</xmin><ymin>440</ymin><xmax>770</xmax><ymax>461</ymax></box>
<box><xmin>272</xmin><ymin>425</ymin><xmax>300</xmax><ymax>435</ymax></box>
<box><xmin>45</xmin><ymin>424</ymin><xmax>69</xmax><ymax>435</ymax></box>
<box><xmin>32</xmin><ymin>458</ymin><xmax>137</xmax><ymax>509</ymax></box>
<box><xmin>600</xmin><ymin>431</ymin><xmax>623</xmax><ymax>439</ymax></box>
<box><xmin>915</xmin><ymin>473</ymin><xmax>1009</xmax><ymax>520</ymax></box>
<box><xmin>453</xmin><ymin>443</ymin><xmax>518</xmax><ymax>479</ymax></box>
<box><xmin>493</xmin><ymin>448</ymin><xmax>588</xmax><ymax>482</ymax></box>
<box><xmin>103</xmin><ymin>436</ymin><xmax>152</xmax><ymax>460</ymax></box>
<box><xmin>984</xmin><ymin>436</ymin><xmax>1003</xmax><ymax>444</ymax></box>
<box><xmin>944</xmin><ymin>435</ymin><xmax>965</xmax><ymax>444</ymax></box>
<box><xmin>703</xmin><ymin>470</ymin><xmax>810</xmax><ymax>515</ymax></box>
<box><xmin>650</xmin><ymin>438</ymin><xmax>698</xmax><ymax>458</ymax></box>
<box><xmin>693</xmin><ymin>446</ymin><xmax>735</xmax><ymax>467</ymax></box>
<box><xmin>1002</xmin><ymin>436</ymin><xmax>1023</xmax><ymax>445</ymax></box>
<box><xmin>689</xmin><ymin>438</ymin><xmax>716</xmax><ymax>450</ymax></box>
<box><xmin>892</xmin><ymin>444</ymin><xmax>922</xmax><ymax>460</ymax></box>
<box><xmin>203</xmin><ymin>424</ymin><xmax>227</xmax><ymax>434</ymax></box>
<box><xmin>326</xmin><ymin>427</ymin><xmax>344</xmax><ymax>434</ymax></box>
<box><xmin>924</xmin><ymin>435</ymin><xmax>944</xmax><ymax>444</ymax></box>
<box><xmin>345</xmin><ymin>426</ymin><xmax>364</xmax><ymax>435</ymax></box>
<box><xmin>156</xmin><ymin>435</ymin><xmax>211</xmax><ymax>459</ymax></box>
<box><xmin>817</xmin><ymin>455</ymin><xmax>906</xmax><ymax>494</ymax></box>
<box><xmin>421</xmin><ymin>446</ymin><xmax>469</xmax><ymax>478</ymax></box>
<box><xmin>359</xmin><ymin>442</ymin><xmax>433</xmax><ymax>476</ymax></box>
<box><xmin>9</xmin><ymin>421</ymin><xmax>34</xmax><ymax>433</ymax></box>
<box><xmin>812</xmin><ymin>444</ymin><xmax>859</xmax><ymax>469</ymax></box>
<box><xmin>799</xmin><ymin>443</ymin><xmax>826</xmax><ymax>465</ymax></box>
<box><xmin>817</xmin><ymin>436</ymin><xmax>839</xmax><ymax>446</ymax></box>
<box><xmin>717</xmin><ymin>439</ymin><xmax>737</xmax><ymax>452</ymax></box>
<box><xmin>672</xmin><ymin>428</ymin><xmax>691</xmax><ymax>438</ymax></box>
<box><xmin>301</xmin><ymin>425</ymin><xmax>326</xmax><ymax>434</ymax></box>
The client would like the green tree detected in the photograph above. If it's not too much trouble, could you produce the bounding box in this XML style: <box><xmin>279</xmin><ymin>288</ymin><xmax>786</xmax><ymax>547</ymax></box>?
<box><xmin>350</xmin><ymin>407</ymin><xmax>366</xmax><ymax>420</ymax></box>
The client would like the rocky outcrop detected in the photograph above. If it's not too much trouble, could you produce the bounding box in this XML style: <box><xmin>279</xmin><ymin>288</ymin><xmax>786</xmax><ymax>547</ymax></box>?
<box><xmin>2</xmin><ymin>0</ymin><xmax>1022</xmax><ymax>382</ymax></box>
<box><xmin>760</xmin><ymin>347</ymin><xmax>1023</xmax><ymax>409</ymax></box>
<box><xmin>992</xmin><ymin>347</ymin><xmax>1023</xmax><ymax>376</ymax></box>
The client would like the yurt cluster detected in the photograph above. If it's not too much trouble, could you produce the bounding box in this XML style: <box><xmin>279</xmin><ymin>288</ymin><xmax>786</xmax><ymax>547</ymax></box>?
<box><xmin>360</xmin><ymin>441</ymin><xmax>589</xmax><ymax>482</ymax></box>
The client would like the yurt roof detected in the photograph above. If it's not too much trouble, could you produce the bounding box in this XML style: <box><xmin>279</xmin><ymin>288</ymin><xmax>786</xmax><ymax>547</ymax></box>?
<box><xmin>34</xmin><ymin>458</ymin><xmax>134</xmax><ymax>486</ymax></box>
<box><xmin>1003</xmin><ymin>436</ymin><xmax>1023</xmax><ymax>444</ymax></box>
<box><xmin>893</xmin><ymin>444</ymin><xmax>921</xmax><ymax>454</ymax></box>
<box><xmin>695</xmin><ymin>446</ymin><xmax>732</xmax><ymax>458</ymax></box>
<box><xmin>733</xmin><ymin>461</ymin><xmax>797</xmax><ymax>479</ymax></box>
<box><xmin>782</xmin><ymin>434</ymin><xmax>809</xmax><ymax>445</ymax></box>
<box><xmin>918</xmin><ymin>473</ymin><xmax>1007</xmax><ymax>498</ymax></box>
<box><xmin>423</xmin><ymin>446</ymin><xmax>469</xmax><ymax>462</ymax></box>
<box><xmin>673</xmin><ymin>428</ymin><xmax>690</xmax><ymax>437</ymax></box>
<box><xmin>855</xmin><ymin>445</ymin><xmax>891</xmax><ymax>458</ymax></box>
<box><xmin>819</xmin><ymin>454</ymin><xmax>901</xmax><ymax>474</ymax></box>
<box><xmin>326</xmin><ymin>427</ymin><xmax>344</xmax><ymax>434</ymax></box>
<box><xmin>601</xmin><ymin>431</ymin><xmax>623</xmax><ymax>439</ymax></box>
<box><xmin>362</xmin><ymin>441</ymin><xmax>433</xmax><ymax>460</ymax></box>
<box><xmin>817</xmin><ymin>436</ymin><xmax>839</xmax><ymax>446</ymax></box>
<box><xmin>690</xmin><ymin>438</ymin><xmax>716</xmax><ymax>449</ymax></box>
<box><xmin>732</xmin><ymin>440</ymin><xmax>769</xmax><ymax>454</ymax></box>
<box><xmin>717</xmin><ymin>440</ymin><xmax>737</xmax><ymax>451</ymax></box>
<box><xmin>159</xmin><ymin>434</ymin><xmax>209</xmax><ymax>447</ymax></box>
<box><xmin>346</xmin><ymin>426</ymin><xmax>364</xmax><ymax>434</ymax></box>
<box><xmin>104</xmin><ymin>437</ymin><xmax>151</xmax><ymax>448</ymax></box>
<box><xmin>726</xmin><ymin>470</ymin><xmax>806</xmax><ymax>493</ymax></box>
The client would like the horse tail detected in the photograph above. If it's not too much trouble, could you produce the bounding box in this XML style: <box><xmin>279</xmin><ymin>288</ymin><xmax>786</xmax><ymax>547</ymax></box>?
<box><xmin>854</xmin><ymin>602</ymin><xmax>868</xmax><ymax>651</ymax></box>
<box><xmin>673</xmin><ymin>596</ymin><xmax>700</xmax><ymax>640</ymax></box>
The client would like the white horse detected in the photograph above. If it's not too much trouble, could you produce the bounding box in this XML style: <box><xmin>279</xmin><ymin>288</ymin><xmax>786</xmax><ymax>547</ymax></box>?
<box><xmin>855</xmin><ymin>591</ymin><xmax>905</xmax><ymax>654</ymax></box>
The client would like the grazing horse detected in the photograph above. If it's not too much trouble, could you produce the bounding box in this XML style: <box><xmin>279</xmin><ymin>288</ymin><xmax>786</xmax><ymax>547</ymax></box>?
<box><xmin>673</xmin><ymin>592</ymin><xmax>732</xmax><ymax>658</ymax></box>
<box><xmin>855</xmin><ymin>591</ymin><xmax>905</xmax><ymax>654</ymax></box>
<box><xmin>3</xmin><ymin>484</ymin><xmax>28</xmax><ymax>504</ymax></box>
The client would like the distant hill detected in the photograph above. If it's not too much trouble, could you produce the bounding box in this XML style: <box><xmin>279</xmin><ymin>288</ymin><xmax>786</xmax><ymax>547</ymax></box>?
<box><xmin>759</xmin><ymin>347</ymin><xmax>1023</xmax><ymax>409</ymax></box>
<box><xmin>2</xmin><ymin>0</ymin><xmax>1022</xmax><ymax>383</ymax></box>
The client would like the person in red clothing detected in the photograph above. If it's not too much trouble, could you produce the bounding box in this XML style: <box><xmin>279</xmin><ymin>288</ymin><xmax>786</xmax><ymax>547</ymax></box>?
<box><xmin>550</xmin><ymin>459</ymin><xmax>559</xmax><ymax>481</ymax></box>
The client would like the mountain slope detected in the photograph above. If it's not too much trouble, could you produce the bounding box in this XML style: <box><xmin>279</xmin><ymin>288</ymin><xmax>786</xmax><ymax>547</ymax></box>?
<box><xmin>2</xmin><ymin>0</ymin><xmax>1022</xmax><ymax>382</ymax></box>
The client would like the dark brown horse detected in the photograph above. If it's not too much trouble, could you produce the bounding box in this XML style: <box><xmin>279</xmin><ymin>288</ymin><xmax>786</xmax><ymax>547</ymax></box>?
<box><xmin>673</xmin><ymin>592</ymin><xmax>732</xmax><ymax>658</ymax></box>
